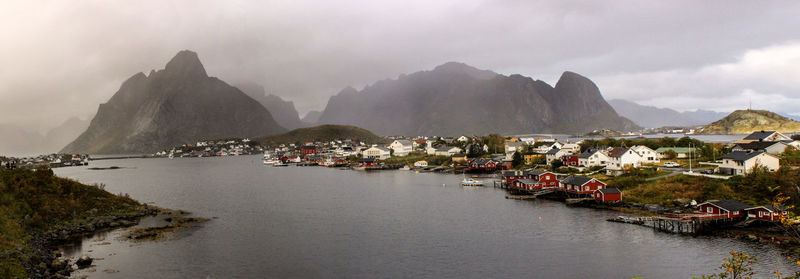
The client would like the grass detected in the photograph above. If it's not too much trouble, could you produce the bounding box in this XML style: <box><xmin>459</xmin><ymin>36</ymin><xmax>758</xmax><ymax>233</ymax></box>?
<box><xmin>0</xmin><ymin>168</ymin><xmax>145</xmax><ymax>277</ymax></box>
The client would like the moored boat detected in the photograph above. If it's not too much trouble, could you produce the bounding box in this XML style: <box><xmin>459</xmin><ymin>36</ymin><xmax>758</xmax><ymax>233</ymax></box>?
<box><xmin>461</xmin><ymin>178</ymin><xmax>483</xmax><ymax>186</ymax></box>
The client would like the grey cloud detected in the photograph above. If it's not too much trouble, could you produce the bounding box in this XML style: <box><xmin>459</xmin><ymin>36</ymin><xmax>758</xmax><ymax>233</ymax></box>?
<box><xmin>1</xmin><ymin>0</ymin><xmax>800</xmax><ymax>131</ymax></box>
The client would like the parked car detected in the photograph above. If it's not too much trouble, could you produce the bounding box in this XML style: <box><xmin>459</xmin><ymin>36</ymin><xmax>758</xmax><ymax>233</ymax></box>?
<box><xmin>663</xmin><ymin>162</ymin><xmax>680</xmax><ymax>168</ymax></box>
<box><xmin>700</xmin><ymin>169</ymin><xmax>714</xmax><ymax>174</ymax></box>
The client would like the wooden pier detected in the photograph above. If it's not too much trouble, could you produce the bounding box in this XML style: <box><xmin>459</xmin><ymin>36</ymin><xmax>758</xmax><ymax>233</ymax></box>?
<box><xmin>608</xmin><ymin>214</ymin><xmax>739</xmax><ymax>235</ymax></box>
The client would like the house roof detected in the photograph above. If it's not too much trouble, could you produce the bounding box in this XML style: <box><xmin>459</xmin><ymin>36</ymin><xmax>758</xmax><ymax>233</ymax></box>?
<box><xmin>502</xmin><ymin>170</ymin><xmax>529</xmax><ymax>176</ymax></box>
<box><xmin>561</xmin><ymin>175</ymin><xmax>595</xmax><ymax>186</ymax></box>
<box><xmin>529</xmin><ymin>170</ymin><xmax>551</xmax><ymax>176</ymax></box>
<box><xmin>393</xmin><ymin>139</ymin><xmax>413</xmax><ymax>145</ymax></box>
<box><xmin>576</xmin><ymin>150</ymin><xmax>596</xmax><ymax>159</ymax></box>
<box><xmin>368</xmin><ymin>146</ymin><xmax>391</xmax><ymax>152</ymax></box>
<box><xmin>596</xmin><ymin>188</ymin><xmax>621</xmax><ymax>194</ymax></box>
<box><xmin>743</xmin><ymin>131</ymin><xmax>777</xmax><ymax>141</ymax></box>
<box><xmin>505</xmin><ymin>142</ymin><xmax>524</xmax><ymax>148</ymax></box>
<box><xmin>733</xmin><ymin>141</ymin><xmax>784</xmax><ymax>151</ymax></box>
<box><xmin>546</xmin><ymin>148</ymin><xmax>561</xmax><ymax>155</ymax></box>
<box><xmin>745</xmin><ymin>205</ymin><xmax>785</xmax><ymax>212</ymax></box>
<box><xmin>608</xmin><ymin>147</ymin><xmax>629</xmax><ymax>158</ymax></box>
<box><xmin>452</xmin><ymin>153</ymin><xmax>467</xmax><ymax>157</ymax></box>
<box><xmin>721</xmin><ymin>150</ymin><xmax>767</xmax><ymax>162</ymax></box>
<box><xmin>701</xmin><ymin>199</ymin><xmax>751</xmax><ymax>212</ymax></box>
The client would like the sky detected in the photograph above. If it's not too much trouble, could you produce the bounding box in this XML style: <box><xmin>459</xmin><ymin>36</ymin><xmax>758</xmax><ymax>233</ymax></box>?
<box><xmin>2</xmin><ymin>0</ymin><xmax>800</xmax><ymax>132</ymax></box>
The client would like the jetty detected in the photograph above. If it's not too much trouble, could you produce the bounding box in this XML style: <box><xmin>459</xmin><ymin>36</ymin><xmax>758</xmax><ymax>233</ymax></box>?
<box><xmin>608</xmin><ymin>213</ymin><xmax>741</xmax><ymax>235</ymax></box>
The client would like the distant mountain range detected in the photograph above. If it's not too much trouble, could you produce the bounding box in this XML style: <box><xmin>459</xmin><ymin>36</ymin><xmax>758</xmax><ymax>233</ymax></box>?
<box><xmin>315</xmin><ymin>62</ymin><xmax>638</xmax><ymax>136</ymax></box>
<box><xmin>0</xmin><ymin>117</ymin><xmax>90</xmax><ymax>157</ymax></box>
<box><xmin>698</xmin><ymin>109</ymin><xmax>800</xmax><ymax>134</ymax></box>
<box><xmin>301</xmin><ymin>110</ymin><xmax>322</xmax><ymax>124</ymax></box>
<box><xmin>61</xmin><ymin>50</ymin><xmax>285</xmax><ymax>154</ymax></box>
<box><xmin>608</xmin><ymin>99</ymin><xmax>728</xmax><ymax>128</ymax></box>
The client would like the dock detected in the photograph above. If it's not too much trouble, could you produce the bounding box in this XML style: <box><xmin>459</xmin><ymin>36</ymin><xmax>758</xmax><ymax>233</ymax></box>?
<box><xmin>608</xmin><ymin>213</ymin><xmax>739</xmax><ymax>235</ymax></box>
<box><xmin>506</xmin><ymin>195</ymin><xmax>536</xmax><ymax>200</ymax></box>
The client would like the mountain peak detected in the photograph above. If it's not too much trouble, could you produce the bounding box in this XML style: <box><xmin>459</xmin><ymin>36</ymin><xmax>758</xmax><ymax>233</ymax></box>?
<box><xmin>432</xmin><ymin>62</ymin><xmax>498</xmax><ymax>80</ymax></box>
<box><xmin>699</xmin><ymin>109</ymin><xmax>800</xmax><ymax>134</ymax></box>
<box><xmin>164</xmin><ymin>50</ymin><xmax>207</xmax><ymax>78</ymax></box>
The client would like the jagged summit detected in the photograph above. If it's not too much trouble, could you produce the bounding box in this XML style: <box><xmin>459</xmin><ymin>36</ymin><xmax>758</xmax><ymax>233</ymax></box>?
<box><xmin>163</xmin><ymin>50</ymin><xmax>207</xmax><ymax>79</ymax></box>
<box><xmin>61</xmin><ymin>50</ymin><xmax>285</xmax><ymax>154</ymax></box>
<box><xmin>431</xmin><ymin>62</ymin><xmax>499</xmax><ymax>80</ymax></box>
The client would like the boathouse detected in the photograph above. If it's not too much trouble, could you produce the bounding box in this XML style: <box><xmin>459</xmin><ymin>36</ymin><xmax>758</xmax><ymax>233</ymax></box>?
<box><xmin>593</xmin><ymin>188</ymin><xmax>622</xmax><ymax>202</ymax></box>
<box><xmin>560</xmin><ymin>176</ymin><xmax>606</xmax><ymax>195</ymax></box>
<box><xmin>745</xmin><ymin>205</ymin><xmax>787</xmax><ymax>222</ymax></box>
<box><xmin>357</xmin><ymin>158</ymin><xmax>377</xmax><ymax>167</ymax></box>
<box><xmin>697</xmin><ymin>199</ymin><xmax>751</xmax><ymax>219</ymax></box>
<box><xmin>502</xmin><ymin>170</ymin><xmax>531</xmax><ymax>183</ymax></box>
<box><xmin>512</xmin><ymin>179</ymin><xmax>538</xmax><ymax>191</ymax></box>
<box><xmin>301</xmin><ymin>145</ymin><xmax>318</xmax><ymax>155</ymax></box>
<box><xmin>529</xmin><ymin>170</ymin><xmax>558</xmax><ymax>188</ymax></box>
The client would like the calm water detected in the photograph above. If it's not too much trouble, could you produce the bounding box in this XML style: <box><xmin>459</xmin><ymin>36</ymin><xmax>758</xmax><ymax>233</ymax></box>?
<box><xmin>54</xmin><ymin>156</ymin><xmax>795</xmax><ymax>278</ymax></box>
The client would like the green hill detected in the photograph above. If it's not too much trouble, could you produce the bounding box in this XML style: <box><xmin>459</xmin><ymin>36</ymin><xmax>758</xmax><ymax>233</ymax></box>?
<box><xmin>698</xmin><ymin>109</ymin><xmax>800</xmax><ymax>134</ymax></box>
<box><xmin>254</xmin><ymin>125</ymin><xmax>385</xmax><ymax>145</ymax></box>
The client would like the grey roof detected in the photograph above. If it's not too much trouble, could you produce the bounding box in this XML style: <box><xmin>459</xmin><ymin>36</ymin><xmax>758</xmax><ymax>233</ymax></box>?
<box><xmin>502</xmin><ymin>170</ymin><xmax>529</xmax><ymax>176</ymax></box>
<box><xmin>597</xmin><ymin>188</ymin><xmax>621</xmax><ymax>194</ymax></box>
<box><xmin>733</xmin><ymin>141</ymin><xmax>784</xmax><ymax>151</ymax></box>
<box><xmin>394</xmin><ymin>139</ymin><xmax>413</xmax><ymax>145</ymax></box>
<box><xmin>743</xmin><ymin>131</ymin><xmax>777</xmax><ymax>141</ymax></box>
<box><xmin>561</xmin><ymin>175</ymin><xmax>596</xmax><ymax>186</ymax></box>
<box><xmin>746</xmin><ymin>205</ymin><xmax>785</xmax><ymax>212</ymax></box>
<box><xmin>576</xmin><ymin>151</ymin><xmax>595</xmax><ymax>159</ymax></box>
<box><xmin>704</xmin><ymin>199</ymin><xmax>751</xmax><ymax>212</ymax></box>
<box><xmin>721</xmin><ymin>150</ymin><xmax>767</xmax><ymax>162</ymax></box>
<box><xmin>546</xmin><ymin>148</ymin><xmax>561</xmax><ymax>155</ymax></box>
<box><xmin>529</xmin><ymin>170</ymin><xmax>550</xmax><ymax>176</ymax></box>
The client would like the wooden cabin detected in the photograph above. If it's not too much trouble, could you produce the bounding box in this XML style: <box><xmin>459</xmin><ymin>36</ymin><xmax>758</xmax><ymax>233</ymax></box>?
<box><xmin>560</xmin><ymin>176</ymin><xmax>606</xmax><ymax>195</ymax></box>
<box><xmin>745</xmin><ymin>205</ymin><xmax>787</xmax><ymax>222</ymax></box>
<box><xmin>593</xmin><ymin>188</ymin><xmax>622</xmax><ymax>202</ymax></box>
<box><xmin>697</xmin><ymin>200</ymin><xmax>751</xmax><ymax>219</ymax></box>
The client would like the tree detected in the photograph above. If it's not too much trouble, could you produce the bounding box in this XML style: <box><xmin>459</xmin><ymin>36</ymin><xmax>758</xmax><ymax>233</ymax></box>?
<box><xmin>663</xmin><ymin>150</ymin><xmax>678</xmax><ymax>160</ymax></box>
<box><xmin>467</xmin><ymin>144</ymin><xmax>485</xmax><ymax>158</ymax></box>
<box><xmin>550</xmin><ymin>159</ymin><xmax>563</xmax><ymax>169</ymax></box>
<box><xmin>697</xmin><ymin>250</ymin><xmax>757</xmax><ymax>279</ymax></box>
<box><xmin>512</xmin><ymin>151</ymin><xmax>523</xmax><ymax>168</ymax></box>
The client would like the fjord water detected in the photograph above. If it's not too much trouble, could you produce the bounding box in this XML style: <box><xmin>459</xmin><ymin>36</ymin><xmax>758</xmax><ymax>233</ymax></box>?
<box><xmin>55</xmin><ymin>156</ymin><xmax>794</xmax><ymax>278</ymax></box>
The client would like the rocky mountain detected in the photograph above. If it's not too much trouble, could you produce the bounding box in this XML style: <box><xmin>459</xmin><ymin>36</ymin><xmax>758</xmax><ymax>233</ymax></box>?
<box><xmin>46</xmin><ymin>117</ymin><xmax>91</xmax><ymax>151</ymax></box>
<box><xmin>61</xmin><ymin>50</ymin><xmax>285</xmax><ymax>154</ymax></box>
<box><xmin>316</xmin><ymin>62</ymin><xmax>638</xmax><ymax>136</ymax></box>
<box><xmin>236</xmin><ymin>82</ymin><xmax>305</xmax><ymax>130</ymax></box>
<box><xmin>255</xmin><ymin>124</ymin><xmax>385</xmax><ymax>145</ymax></box>
<box><xmin>608</xmin><ymin>99</ymin><xmax>728</xmax><ymax>128</ymax></box>
<box><xmin>698</xmin><ymin>109</ymin><xmax>800</xmax><ymax>134</ymax></box>
<box><xmin>301</xmin><ymin>110</ymin><xmax>322</xmax><ymax>124</ymax></box>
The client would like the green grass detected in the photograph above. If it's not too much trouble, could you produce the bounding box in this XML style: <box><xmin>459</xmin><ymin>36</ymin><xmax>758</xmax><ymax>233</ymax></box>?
<box><xmin>0</xmin><ymin>168</ymin><xmax>145</xmax><ymax>277</ymax></box>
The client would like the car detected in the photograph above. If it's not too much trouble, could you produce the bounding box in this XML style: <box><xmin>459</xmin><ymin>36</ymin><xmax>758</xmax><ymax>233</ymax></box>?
<box><xmin>701</xmin><ymin>169</ymin><xmax>714</xmax><ymax>174</ymax></box>
<box><xmin>663</xmin><ymin>162</ymin><xmax>680</xmax><ymax>168</ymax></box>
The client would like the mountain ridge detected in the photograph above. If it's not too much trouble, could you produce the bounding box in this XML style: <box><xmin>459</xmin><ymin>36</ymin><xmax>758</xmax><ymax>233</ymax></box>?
<box><xmin>698</xmin><ymin>109</ymin><xmax>800</xmax><ymax>134</ymax></box>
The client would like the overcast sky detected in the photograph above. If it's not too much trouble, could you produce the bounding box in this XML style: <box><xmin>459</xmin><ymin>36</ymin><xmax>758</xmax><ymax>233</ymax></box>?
<box><xmin>3</xmin><ymin>0</ymin><xmax>800</xmax><ymax>132</ymax></box>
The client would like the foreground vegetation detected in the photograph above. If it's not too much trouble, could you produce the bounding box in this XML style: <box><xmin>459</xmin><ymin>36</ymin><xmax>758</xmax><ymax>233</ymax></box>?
<box><xmin>0</xmin><ymin>168</ymin><xmax>148</xmax><ymax>278</ymax></box>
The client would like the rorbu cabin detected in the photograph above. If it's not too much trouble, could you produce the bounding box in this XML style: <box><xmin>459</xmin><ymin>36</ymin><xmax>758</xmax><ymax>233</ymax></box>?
<box><xmin>529</xmin><ymin>170</ymin><xmax>559</xmax><ymax>188</ymax></box>
<box><xmin>560</xmin><ymin>176</ymin><xmax>606</xmax><ymax>195</ymax></box>
<box><xmin>357</xmin><ymin>158</ymin><xmax>377</xmax><ymax>167</ymax></box>
<box><xmin>745</xmin><ymin>205</ymin><xmax>787</xmax><ymax>222</ymax></box>
<box><xmin>502</xmin><ymin>170</ymin><xmax>531</xmax><ymax>183</ymax></box>
<box><xmin>697</xmin><ymin>199</ymin><xmax>751</xmax><ymax>219</ymax></box>
<box><xmin>512</xmin><ymin>179</ymin><xmax>538</xmax><ymax>191</ymax></box>
<box><xmin>593</xmin><ymin>188</ymin><xmax>622</xmax><ymax>203</ymax></box>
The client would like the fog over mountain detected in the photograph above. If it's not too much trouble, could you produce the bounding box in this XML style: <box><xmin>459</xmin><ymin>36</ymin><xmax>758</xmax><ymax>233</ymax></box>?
<box><xmin>2</xmin><ymin>1</ymin><xmax>800</xmax><ymax>135</ymax></box>
<box><xmin>61</xmin><ymin>51</ymin><xmax>285</xmax><ymax>154</ymax></box>
<box><xmin>236</xmin><ymin>82</ymin><xmax>305</xmax><ymax>130</ymax></box>
<box><xmin>318</xmin><ymin>62</ymin><xmax>637</xmax><ymax>136</ymax></box>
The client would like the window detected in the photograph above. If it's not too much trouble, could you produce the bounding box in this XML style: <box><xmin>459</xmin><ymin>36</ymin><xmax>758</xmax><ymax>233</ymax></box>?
<box><xmin>707</xmin><ymin>207</ymin><xmax>713</xmax><ymax>213</ymax></box>
<box><xmin>759</xmin><ymin>211</ymin><xmax>763</xmax><ymax>217</ymax></box>
<box><xmin>585</xmin><ymin>186</ymin><xmax>589</xmax><ymax>191</ymax></box>
<box><xmin>733</xmin><ymin>211</ymin><xmax>739</xmax><ymax>215</ymax></box>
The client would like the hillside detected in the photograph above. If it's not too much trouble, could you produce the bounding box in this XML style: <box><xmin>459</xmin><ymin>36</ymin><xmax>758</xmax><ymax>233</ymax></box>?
<box><xmin>698</xmin><ymin>109</ymin><xmax>800</xmax><ymax>134</ymax></box>
<box><xmin>608</xmin><ymin>99</ymin><xmax>727</xmax><ymax>128</ymax></box>
<box><xmin>317</xmin><ymin>62</ymin><xmax>638</xmax><ymax>136</ymax></box>
<box><xmin>301</xmin><ymin>110</ymin><xmax>322</xmax><ymax>124</ymax></box>
<box><xmin>255</xmin><ymin>125</ymin><xmax>385</xmax><ymax>145</ymax></box>
<box><xmin>61</xmin><ymin>50</ymin><xmax>285</xmax><ymax>154</ymax></box>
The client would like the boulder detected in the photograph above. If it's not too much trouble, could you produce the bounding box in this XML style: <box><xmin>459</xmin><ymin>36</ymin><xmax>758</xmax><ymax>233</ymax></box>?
<box><xmin>76</xmin><ymin>255</ymin><xmax>93</xmax><ymax>268</ymax></box>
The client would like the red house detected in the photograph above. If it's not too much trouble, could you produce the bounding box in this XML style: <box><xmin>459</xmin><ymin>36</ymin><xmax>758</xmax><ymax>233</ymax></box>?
<box><xmin>561</xmin><ymin>155</ymin><xmax>579</xmax><ymax>167</ymax></box>
<box><xmin>502</xmin><ymin>170</ymin><xmax>531</xmax><ymax>184</ymax></box>
<box><xmin>300</xmin><ymin>145</ymin><xmax>318</xmax><ymax>155</ymax></box>
<box><xmin>530</xmin><ymin>170</ymin><xmax>559</xmax><ymax>189</ymax></box>
<box><xmin>357</xmin><ymin>158</ymin><xmax>377</xmax><ymax>167</ymax></box>
<box><xmin>594</xmin><ymin>188</ymin><xmax>622</xmax><ymax>202</ymax></box>
<box><xmin>745</xmin><ymin>205</ymin><xmax>787</xmax><ymax>222</ymax></box>
<box><xmin>560</xmin><ymin>176</ymin><xmax>606</xmax><ymax>195</ymax></box>
<box><xmin>512</xmin><ymin>179</ymin><xmax>538</xmax><ymax>191</ymax></box>
<box><xmin>697</xmin><ymin>200</ymin><xmax>751</xmax><ymax>219</ymax></box>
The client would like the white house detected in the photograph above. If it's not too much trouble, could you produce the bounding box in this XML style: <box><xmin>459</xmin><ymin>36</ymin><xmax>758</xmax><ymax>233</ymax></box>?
<box><xmin>737</xmin><ymin>131</ymin><xmax>792</xmax><ymax>144</ymax></box>
<box><xmin>577</xmin><ymin>149</ymin><xmax>610</xmax><ymax>167</ymax></box>
<box><xmin>362</xmin><ymin>146</ymin><xmax>391</xmax><ymax>160</ymax></box>
<box><xmin>719</xmin><ymin>150</ymin><xmax>780</xmax><ymax>175</ymax></box>
<box><xmin>388</xmin><ymin>139</ymin><xmax>414</xmax><ymax>156</ymax></box>
<box><xmin>630</xmin><ymin>145</ymin><xmax>660</xmax><ymax>163</ymax></box>
<box><xmin>504</xmin><ymin>142</ymin><xmax>525</xmax><ymax>160</ymax></box>
<box><xmin>413</xmin><ymin>160</ymin><xmax>428</xmax><ymax>167</ymax></box>
<box><xmin>560</xmin><ymin>143</ymin><xmax>581</xmax><ymax>155</ymax></box>
<box><xmin>606</xmin><ymin>147</ymin><xmax>644</xmax><ymax>174</ymax></box>
<box><xmin>434</xmin><ymin>146</ymin><xmax>463</xmax><ymax>156</ymax></box>
<box><xmin>731</xmin><ymin>141</ymin><xmax>789</xmax><ymax>155</ymax></box>
<box><xmin>545</xmin><ymin>148</ymin><xmax>567</xmax><ymax>164</ymax></box>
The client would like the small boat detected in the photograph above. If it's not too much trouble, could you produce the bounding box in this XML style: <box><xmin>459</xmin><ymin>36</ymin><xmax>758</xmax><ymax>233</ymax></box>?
<box><xmin>461</xmin><ymin>178</ymin><xmax>483</xmax><ymax>187</ymax></box>
<box><xmin>273</xmin><ymin>162</ymin><xmax>289</xmax><ymax>167</ymax></box>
